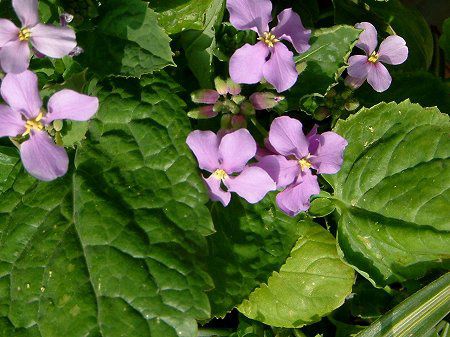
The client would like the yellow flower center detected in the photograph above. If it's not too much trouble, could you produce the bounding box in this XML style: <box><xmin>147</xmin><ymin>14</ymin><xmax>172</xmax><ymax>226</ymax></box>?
<box><xmin>299</xmin><ymin>158</ymin><xmax>312</xmax><ymax>171</ymax></box>
<box><xmin>368</xmin><ymin>51</ymin><xmax>379</xmax><ymax>63</ymax></box>
<box><xmin>258</xmin><ymin>32</ymin><xmax>279</xmax><ymax>48</ymax></box>
<box><xmin>18</xmin><ymin>27</ymin><xmax>31</xmax><ymax>41</ymax></box>
<box><xmin>22</xmin><ymin>112</ymin><xmax>44</xmax><ymax>137</ymax></box>
<box><xmin>213</xmin><ymin>169</ymin><xmax>228</xmax><ymax>180</ymax></box>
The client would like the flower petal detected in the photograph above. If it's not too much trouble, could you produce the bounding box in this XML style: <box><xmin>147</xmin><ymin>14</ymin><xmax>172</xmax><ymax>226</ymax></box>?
<box><xmin>12</xmin><ymin>0</ymin><xmax>39</xmax><ymax>27</ymax></box>
<box><xmin>219</xmin><ymin>128</ymin><xmax>256</xmax><ymax>174</ymax></box>
<box><xmin>271</xmin><ymin>8</ymin><xmax>311</xmax><ymax>54</ymax></box>
<box><xmin>1</xmin><ymin>70</ymin><xmax>42</xmax><ymax>119</ymax></box>
<box><xmin>229</xmin><ymin>42</ymin><xmax>270</xmax><ymax>85</ymax></box>
<box><xmin>0</xmin><ymin>19</ymin><xmax>19</xmax><ymax>47</ymax></box>
<box><xmin>309</xmin><ymin>131</ymin><xmax>348</xmax><ymax>174</ymax></box>
<box><xmin>268</xmin><ymin>116</ymin><xmax>309</xmax><ymax>159</ymax></box>
<box><xmin>255</xmin><ymin>154</ymin><xmax>299</xmax><ymax>188</ymax></box>
<box><xmin>226</xmin><ymin>0</ymin><xmax>272</xmax><ymax>33</ymax></box>
<box><xmin>276</xmin><ymin>170</ymin><xmax>320</xmax><ymax>216</ymax></box>
<box><xmin>44</xmin><ymin>90</ymin><xmax>99</xmax><ymax>124</ymax></box>
<box><xmin>355</xmin><ymin>22</ymin><xmax>378</xmax><ymax>55</ymax></box>
<box><xmin>0</xmin><ymin>105</ymin><xmax>26</xmax><ymax>137</ymax></box>
<box><xmin>347</xmin><ymin>55</ymin><xmax>370</xmax><ymax>79</ymax></box>
<box><xmin>367</xmin><ymin>62</ymin><xmax>392</xmax><ymax>92</ymax></box>
<box><xmin>345</xmin><ymin>75</ymin><xmax>366</xmax><ymax>89</ymax></box>
<box><xmin>30</xmin><ymin>24</ymin><xmax>76</xmax><ymax>58</ymax></box>
<box><xmin>0</xmin><ymin>40</ymin><xmax>30</xmax><ymax>74</ymax></box>
<box><xmin>378</xmin><ymin>35</ymin><xmax>408</xmax><ymax>65</ymax></box>
<box><xmin>224</xmin><ymin>166</ymin><xmax>276</xmax><ymax>203</ymax></box>
<box><xmin>186</xmin><ymin>130</ymin><xmax>220</xmax><ymax>173</ymax></box>
<box><xmin>20</xmin><ymin>130</ymin><xmax>69</xmax><ymax>181</ymax></box>
<box><xmin>203</xmin><ymin>174</ymin><xmax>231</xmax><ymax>206</ymax></box>
<box><xmin>262</xmin><ymin>42</ymin><xmax>298</xmax><ymax>92</ymax></box>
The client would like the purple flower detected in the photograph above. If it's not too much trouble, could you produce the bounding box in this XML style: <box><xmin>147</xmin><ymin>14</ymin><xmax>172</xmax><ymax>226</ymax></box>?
<box><xmin>347</xmin><ymin>22</ymin><xmax>408</xmax><ymax>92</ymax></box>
<box><xmin>227</xmin><ymin>0</ymin><xmax>311</xmax><ymax>92</ymax></box>
<box><xmin>256</xmin><ymin>116</ymin><xmax>347</xmax><ymax>216</ymax></box>
<box><xmin>0</xmin><ymin>70</ymin><xmax>98</xmax><ymax>181</ymax></box>
<box><xmin>0</xmin><ymin>0</ymin><xmax>77</xmax><ymax>73</ymax></box>
<box><xmin>186</xmin><ymin>128</ymin><xmax>276</xmax><ymax>206</ymax></box>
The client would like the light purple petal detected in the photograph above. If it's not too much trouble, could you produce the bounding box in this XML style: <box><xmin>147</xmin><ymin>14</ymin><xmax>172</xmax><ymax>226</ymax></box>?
<box><xmin>219</xmin><ymin>128</ymin><xmax>256</xmax><ymax>174</ymax></box>
<box><xmin>268</xmin><ymin>116</ymin><xmax>309</xmax><ymax>159</ymax></box>
<box><xmin>355</xmin><ymin>22</ymin><xmax>378</xmax><ymax>55</ymax></box>
<box><xmin>186</xmin><ymin>130</ymin><xmax>220</xmax><ymax>173</ymax></box>
<box><xmin>191</xmin><ymin>89</ymin><xmax>220</xmax><ymax>104</ymax></box>
<box><xmin>229</xmin><ymin>42</ymin><xmax>269</xmax><ymax>85</ymax></box>
<box><xmin>271</xmin><ymin>8</ymin><xmax>311</xmax><ymax>54</ymax></box>
<box><xmin>30</xmin><ymin>24</ymin><xmax>77</xmax><ymax>58</ymax></box>
<box><xmin>306</xmin><ymin>124</ymin><xmax>319</xmax><ymax>154</ymax></box>
<box><xmin>345</xmin><ymin>75</ymin><xmax>366</xmax><ymax>89</ymax></box>
<box><xmin>309</xmin><ymin>131</ymin><xmax>348</xmax><ymax>174</ymax></box>
<box><xmin>43</xmin><ymin>90</ymin><xmax>99</xmax><ymax>124</ymax></box>
<box><xmin>255</xmin><ymin>154</ymin><xmax>299</xmax><ymax>188</ymax></box>
<box><xmin>367</xmin><ymin>62</ymin><xmax>392</xmax><ymax>92</ymax></box>
<box><xmin>203</xmin><ymin>174</ymin><xmax>231</xmax><ymax>206</ymax></box>
<box><xmin>0</xmin><ymin>19</ymin><xmax>19</xmax><ymax>47</ymax></box>
<box><xmin>263</xmin><ymin>43</ymin><xmax>298</xmax><ymax>92</ymax></box>
<box><xmin>378</xmin><ymin>35</ymin><xmax>408</xmax><ymax>65</ymax></box>
<box><xmin>226</xmin><ymin>0</ymin><xmax>272</xmax><ymax>33</ymax></box>
<box><xmin>20</xmin><ymin>130</ymin><xmax>69</xmax><ymax>181</ymax></box>
<box><xmin>0</xmin><ymin>40</ymin><xmax>30</xmax><ymax>74</ymax></box>
<box><xmin>347</xmin><ymin>55</ymin><xmax>370</xmax><ymax>79</ymax></box>
<box><xmin>0</xmin><ymin>105</ymin><xmax>26</xmax><ymax>137</ymax></box>
<box><xmin>224</xmin><ymin>166</ymin><xmax>276</xmax><ymax>203</ymax></box>
<box><xmin>1</xmin><ymin>70</ymin><xmax>42</xmax><ymax>119</ymax></box>
<box><xmin>12</xmin><ymin>0</ymin><xmax>39</xmax><ymax>27</ymax></box>
<box><xmin>276</xmin><ymin>169</ymin><xmax>320</xmax><ymax>216</ymax></box>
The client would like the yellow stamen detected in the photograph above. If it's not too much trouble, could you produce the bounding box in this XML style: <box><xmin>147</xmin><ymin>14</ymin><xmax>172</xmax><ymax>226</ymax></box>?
<box><xmin>22</xmin><ymin>112</ymin><xmax>44</xmax><ymax>137</ymax></box>
<box><xmin>299</xmin><ymin>158</ymin><xmax>312</xmax><ymax>171</ymax></box>
<box><xmin>257</xmin><ymin>32</ymin><xmax>279</xmax><ymax>48</ymax></box>
<box><xmin>368</xmin><ymin>51</ymin><xmax>379</xmax><ymax>63</ymax></box>
<box><xmin>18</xmin><ymin>27</ymin><xmax>31</xmax><ymax>41</ymax></box>
<box><xmin>213</xmin><ymin>169</ymin><xmax>228</xmax><ymax>180</ymax></box>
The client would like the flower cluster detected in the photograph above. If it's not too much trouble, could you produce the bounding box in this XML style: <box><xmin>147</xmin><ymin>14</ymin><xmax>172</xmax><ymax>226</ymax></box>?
<box><xmin>0</xmin><ymin>0</ymin><xmax>98</xmax><ymax>181</ymax></box>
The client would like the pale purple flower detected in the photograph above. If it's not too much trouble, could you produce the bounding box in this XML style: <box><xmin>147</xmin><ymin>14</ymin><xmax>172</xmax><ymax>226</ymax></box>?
<box><xmin>256</xmin><ymin>116</ymin><xmax>347</xmax><ymax>216</ymax></box>
<box><xmin>0</xmin><ymin>0</ymin><xmax>77</xmax><ymax>73</ymax></box>
<box><xmin>227</xmin><ymin>0</ymin><xmax>311</xmax><ymax>92</ymax></box>
<box><xmin>186</xmin><ymin>128</ymin><xmax>276</xmax><ymax>206</ymax></box>
<box><xmin>0</xmin><ymin>71</ymin><xmax>98</xmax><ymax>181</ymax></box>
<box><xmin>346</xmin><ymin>22</ymin><xmax>408</xmax><ymax>92</ymax></box>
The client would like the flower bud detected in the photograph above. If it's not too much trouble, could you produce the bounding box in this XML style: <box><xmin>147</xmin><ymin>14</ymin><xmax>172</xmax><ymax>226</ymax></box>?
<box><xmin>226</xmin><ymin>79</ymin><xmax>241</xmax><ymax>95</ymax></box>
<box><xmin>191</xmin><ymin>89</ymin><xmax>220</xmax><ymax>104</ymax></box>
<box><xmin>220</xmin><ymin>114</ymin><xmax>232</xmax><ymax>129</ymax></box>
<box><xmin>187</xmin><ymin>105</ymin><xmax>218</xmax><ymax>119</ymax></box>
<box><xmin>60</xmin><ymin>13</ymin><xmax>74</xmax><ymax>26</ymax></box>
<box><xmin>214</xmin><ymin>77</ymin><xmax>228</xmax><ymax>95</ymax></box>
<box><xmin>250</xmin><ymin>92</ymin><xmax>284</xmax><ymax>110</ymax></box>
<box><xmin>240</xmin><ymin>101</ymin><xmax>255</xmax><ymax>116</ymax></box>
<box><xmin>231</xmin><ymin>114</ymin><xmax>247</xmax><ymax>129</ymax></box>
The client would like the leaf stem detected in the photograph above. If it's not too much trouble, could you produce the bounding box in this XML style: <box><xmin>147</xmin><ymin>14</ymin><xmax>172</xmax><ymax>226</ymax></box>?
<box><xmin>250</xmin><ymin>116</ymin><xmax>268</xmax><ymax>137</ymax></box>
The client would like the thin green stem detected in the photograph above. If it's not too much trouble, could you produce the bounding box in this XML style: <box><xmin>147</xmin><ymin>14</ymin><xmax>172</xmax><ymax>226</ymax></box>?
<box><xmin>250</xmin><ymin>116</ymin><xmax>268</xmax><ymax>137</ymax></box>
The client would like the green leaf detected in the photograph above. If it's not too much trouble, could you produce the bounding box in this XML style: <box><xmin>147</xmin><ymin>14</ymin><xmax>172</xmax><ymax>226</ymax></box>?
<box><xmin>0</xmin><ymin>74</ymin><xmax>215</xmax><ymax>336</ymax></box>
<box><xmin>326</xmin><ymin>101</ymin><xmax>450</xmax><ymax>286</ymax></box>
<box><xmin>180</xmin><ymin>0</ymin><xmax>224</xmax><ymax>87</ymax></box>
<box><xmin>356</xmin><ymin>273</ymin><xmax>450</xmax><ymax>337</ymax></box>
<box><xmin>151</xmin><ymin>0</ymin><xmax>215</xmax><ymax>35</ymax></box>
<box><xmin>77</xmin><ymin>0</ymin><xmax>174</xmax><ymax>78</ymax></box>
<box><xmin>440</xmin><ymin>18</ymin><xmax>450</xmax><ymax>63</ymax></box>
<box><xmin>239</xmin><ymin>224</ymin><xmax>355</xmax><ymax>328</ymax></box>
<box><xmin>333</xmin><ymin>0</ymin><xmax>433</xmax><ymax>71</ymax></box>
<box><xmin>206</xmin><ymin>194</ymin><xmax>313</xmax><ymax>317</ymax></box>
<box><xmin>288</xmin><ymin>25</ymin><xmax>360</xmax><ymax>110</ymax></box>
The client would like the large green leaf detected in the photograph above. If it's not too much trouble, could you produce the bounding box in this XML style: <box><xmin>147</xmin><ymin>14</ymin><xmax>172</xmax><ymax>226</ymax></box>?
<box><xmin>288</xmin><ymin>25</ymin><xmax>360</xmax><ymax>109</ymax></box>
<box><xmin>440</xmin><ymin>18</ymin><xmax>450</xmax><ymax>63</ymax></box>
<box><xmin>238</xmin><ymin>224</ymin><xmax>354</xmax><ymax>327</ymax></box>
<box><xmin>206</xmin><ymin>195</ymin><xmax>314</xmax><ymax>317</ymax></box>
<box><xmin>77</xmin><ymin>0</ymin><xmax>174</xmax><ymax>78</ymax></box>
<box><xmin>333</xmin><ymin>0</ymin><xmax>433</xmax><ymax>71</ymax></box>
<box><xmin>0</xmin><ymin>74</ymin><xmax>215</xmax><ymax>337</ymax></box>
<box><xmin>326</xmin><ymin>101</ymin><xmax>450</xmax><ymax>286</ymax></box>
<box><xmin>151</xmin><ymin>0</ymin><xmax>214</xmax><ymax>35</ymax></box>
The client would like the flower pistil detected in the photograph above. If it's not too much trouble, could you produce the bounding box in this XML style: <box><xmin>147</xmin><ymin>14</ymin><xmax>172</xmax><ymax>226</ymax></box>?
<box><xmin>367</xmin><ymin>51</ymin><xmax>379</xmax><ymax>63</ymax></box>
<box><xmin>23</xmin><ymin>112</ymin><xmax>44</xmax><ymax>136</ymax></box>
<box><xmin>18</xmin><ymin>27</ymin><xmax>31</xmax><ymax>42</ymax></box>
<box><xmin>213</xmin><ymin>169</ymin><xmax>228</xmax><ymax>180</ymax></box>
<box><xmin>299</xmin><ymin>157</ymin><xmax>312</xmax><ymax>171</ymax></box>
<box><xmin>258</xmin><ymin>32</ymin><xmax>279</xmax><ymax>48</ymax></box>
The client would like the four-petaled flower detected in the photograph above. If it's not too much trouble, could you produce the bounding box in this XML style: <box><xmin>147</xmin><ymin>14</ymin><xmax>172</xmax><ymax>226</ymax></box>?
<box><xmin>346</xmin><ymin>22</ymin><xmax>408</xmax><ymax>92</ymax></box>
<box><xmin>186</xmin><ymin>128</ymin><xmax>276</xmax><ymax>206</ymax></box>
<box><xmin>0</xmin><ymin>71</ymin><xmax>98</xmax><ymax>181</ymax></box>
<box><xmin>227</xmin><ymin>0</ymin><xmax>311</xmax><ymax>92</ymax></box>
<box><xmin>0</xmin><ymin>0</ymin><xmax>77</xmax><ymax>73</ymax></box>
<box><xmin>256</xmin><ymin>116</ymin><xmax>347</xmax><ymax>216</ymax></box>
